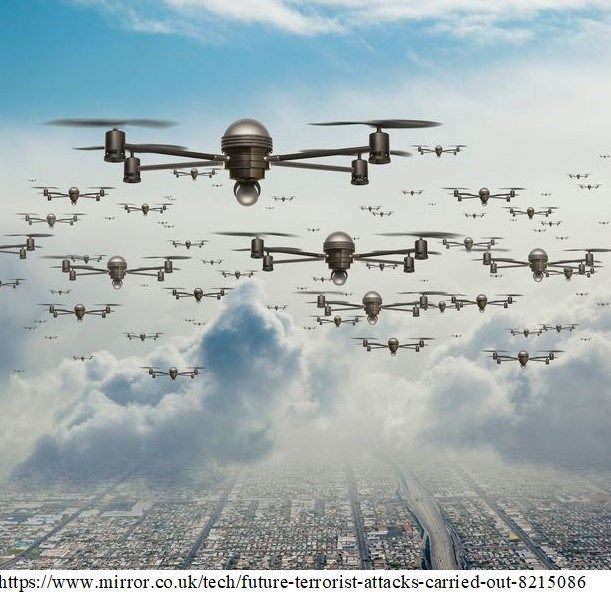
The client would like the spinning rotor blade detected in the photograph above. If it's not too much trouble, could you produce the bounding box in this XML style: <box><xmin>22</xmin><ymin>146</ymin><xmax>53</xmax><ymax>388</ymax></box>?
<box><xmin>215</xmin><ymin>231</ymin><xmax>298</xmax><ymax>238</ymax></box>
<box><xmin>309</xmin><ymin>119</ymin><xmax>441</xmax><ymax>129</ymax></box>
<box><xmin>47</xmin><ymin>118</ymin><xmax>175</xmax><ymax>128</ymax></box>
<box><xmin>378</xmin><ymin>231</ymin><xmax>462</xmax><ymax>239</ymax></box>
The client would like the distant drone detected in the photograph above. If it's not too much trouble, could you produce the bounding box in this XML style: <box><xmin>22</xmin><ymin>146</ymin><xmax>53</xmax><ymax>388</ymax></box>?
<box><xmin>166</xmin><ymin>286</ymin><xmax>228</xmax><ymax>301</ymax></box>
<box><xmin>354</xmin><ymin>336</ymin><xmax>433</xmax><ymax>355</ymax></box>
<box><xmin>143</xmin><ymin>366</ymin><xmax>204</xmax><ymax>380</ymax></box>
<box><xmin>360</xmin><ymin>205</ymin><xmax>382</xmax><ymax>212</ymax></box>
<box><xmin>0</xmin><ymin>278</ymin><xmax>25</xmax><ymax>289</ymax></box>
<box><xmin>17</xmin><ymin>212</ymin><xmax>85</xmax><ymax>228</ymax></box>
<box><xmin>44</xmin><ymin>253</ymin><xmax>105</xmax><ymax>264</ymax></box>
<box><xmin>599</xmin><ymin>221</ymin><xmax>610</xmax><ymax>226</ymax></box>
<box><xmin>479</xmin><ymin>247</ymin><xmax>607</xmax><ymax>281</ymax></box>
<box><xmin>273</xmin><ymin>195</ymin><xmax>295</xmax><ymax>202</ymax></box>
<box><xmin>0</xmin><ymin>233</ymin><xmax>52</xmax><ymax>260</ymax></box>
<box><xmin>568</xmin><ymin>173</ymin><xmax>589</xmax><ymax>179</ymax></box>
<box><xmin>372</xmin><ymin>210</ymin><xmax>394</xmax><ymax>217</ymax></box>
<box><xmin>540</xmin><ymin>192</ymin><xmax>552</xmax><ymax>197</ymax></box>
<box><xmin>540</xmin><ymin>323</ymin><xmax>578</xmax><ymax>333</ymax></box>
<box><xmin>266</xmin><ymin>304</ymin><xmax>288</xmax><ymax>311</ymax></box>
<box><xmin>118</xmin><ymin>202</ymin><xmax>171</xmax><ymax>215</ymax></box>
<box><xmin>124</xmin><ymin>332</ymin><xmax>162</xmax><ymax>341</ymax></box>
<box><xmin>73</xmin><ymin>355</ymin><xmax>94</xmax><ymax>361</ymax></box>
<box><xmin>57</xmin><ymin>117</ymin><xmax>440</xmax><ymax>205</ymax></box>
<box><xmin>504</xmin><ymin>206</ymin><xmax>557</xmax><ymax>219</ymax></box>
<box><xmin>364</xmin><ymin>262</ymin><xmax>398</xmax><ymax>270</ymax></box>
<box><xmin>539</xmin><ymin>220</ymin><xmax>562</xmax><ymax>227</ymax></box>
<box><xmin>33</xmin><ymin>185</ymin><xmax>113</xmax><ymax>205</ymax></box>
<box><xmin>41</xmin><ymin>302</ymin><xmax>120</xmax><ymax>321</ymax></box>
<box><xmin>579</xmin><ymin>183</ymin><xmax>601</xmax><ymax>190</ymax></box>
<box><xmin>49</xmin><ymin>254</ymin><xmax>189</xmax><ymax>289</ymax></box>
<box><xmin>507</xmin><ymin>327</ymin><xmax>544</xmax><ymax>337</ymax></box>
<box><xmin>43</xmin><ymin>335</ymin><xmax>58</xmax><ymax>340</ymax></box>
<box><xmin>306</xmin><ymin>227</ymin><xmax>321</xmax><ymax>232</ymax></box>
<box><xmin>400</xmin><ymin>189</ymin><xmax>423</xmax><ymax>196</ymax></box>
<box><xmin>413</xmin><ymin>144</ymin><xmax>465</xmax><ymax>157</ymax></box>
<box><xmin>219</xmin><ymin>269</ymin><xmax>256</xmax><ymax>279</ymax></box>
<box><xmin>219</xmin><ymin>230</ymin><xmax>453</xmax><ymax>285</ymax></box>
<box><xmin>169</xmin><ymin>239</ymin><xmax>208</xmax><ymax>249</ymax></box>
<box><xmin>442</xmin><ymin>236</ymin><xmax>503</xmax><ymax>252</ymax></box>
<box><xmin>464</xmin><ymin>213</ymin><xmax>486</xmax><ymax>219</ymax></box>
<box><xmin>311</xmin><ymin>314</ymin><xmax>360</xmax><ymax>327</ymax></box>
<box><xmin>555</xmin><ymin>236</ymin><xmax>569</xmax><ymax>241</ymax></box>
<box><xmin>445</xmin><ymin>187</ymin><xmax>524</xmax><ymax>205</ymax></box>
<box><xmin>173</xmin><ymin>167</ymin><xmax>219</xmax><ymax>179</ymax></box>
<box><xmin>202</xmin><ymin>258</ymin><xmax>224</xmax><ymax>265</ymax></box>
<box><xmin>485</xmin><ymin>349</ymin><xmax>563</xmax><ymax>367</ymax></box>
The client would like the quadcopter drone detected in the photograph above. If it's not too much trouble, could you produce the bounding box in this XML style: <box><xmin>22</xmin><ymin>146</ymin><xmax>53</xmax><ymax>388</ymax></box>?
<box><xmin>17</xmin><ymin>212</ymin><xmax>85</xmax><ymax>228</ymax></box>
<box><xmin>119</xmin><ymin>202</ymin><xmax>171</xmax><ymax>215</ymax></box>
<box><xmin>0</xmin><ymin>233</ymin><xmax>52</xmax><ymax>259</ymax></box>
<box><xmin>311</xmin><ymin>314</ymin><xmax>360</xmax><ymax>327</ymax></box>
<box><xmin>506</xmin><ymin>327</ymin><xmax>544</xmax><ymax>337</ymax></box>
<box><xmin>540</xmin><ymin>323</ymin><xmax>578</xmax><ymax>333</ymax></box>
<box><xmin>54</xmin><ymin>116</ymin><xmax>440</xmax><ymax>205</ymax></box>
<box><xmin>484</xmin><ymin>349</ymin><xmax>563</xmax><ymax>367</ymax></box>
<box><xmin>73</xmin><ymin>355</ymin><xmax>94</xmax><ymax>361</ymax></box>
<box><xmin>354</xmin><ymin>336</ymin><xmax>433</xmax><ymax>355</ymax></box>
<box><xmin>33</xmin><ymin>185</ymin><xmax>113</xmax><ymax>205</ymax></box>
<box><xmin>173</xmin><ymin>167</ymin><xmax>220</xmax><ymax>179</ymax></box>
<box><xmin>273</xmin><ymin>195</ymin><xmax>295</xmax><ymax>202</ymax></box>
<box><xmin>49</xmin><ymin>254</ymin><xmax>189</xmax><ymax>289</ymax></box>
<box><xmin>143</xmin><ymin>366</ymin><xmax>204</xmax><ymax>380</ymax></box>
<box><xmin>169</xmin><ymin>239</ymin><xmax>208</xmax><ymax>249</ymax></box>
<box><xmin>202</xmin><ymin>258</ymin><xmax>224</xmax><ymax>265</ymax></box>
<box><xmin>219</xmin><ymin>269</ymin><xmax>256</xmax><ymax>279</ymax></box>
<box><xmin>568</xmin><ymin>173</ymin><xmax>589</xmax><ymax>179</ymax></box>
<box><xmin>579</xmin><ymin>183</ymin><xmax>601</xmax><ymax>190</ymax></box>
<box><xmin>400</xmin><ymin>189</ymin><xmax>424</xmax><ymax>195</ymax></box>
<box><xmin>0</xmin><ymin>278</ymin><xmax>25</xmax><ymax>289</ymax></box>
<box><xmin>503</xmin><ymin>206</ymin><xmax>557</xmax><ymax>219</ymax></box>
<box><xmin>442</xmin><ymin>236</ymin><xmax>503</xmax><ymax>252</ymax></box>
<box><xmin>219</xmin><ymin>230</ymin><xmax>453</xmax><ymax>285</ymax></box>
<box><xmin>413</xmin><ymin>144</ymin><xmax>465</xmax><ymax>157</ymax></box>
<box><xmin>266</xmin><ymin>304</ymin><xmax>289</xmax><ymax>311</ymax></box>
<box><xmin>166</xmin><ymin>286</ymin><xmax>229</xmax><ymax>301</ymax></box>
<box><xmin>124</xmin><ymin>332</ymin><xmax>162</xmax><ymax>341</ymax></box>
<box><xmin>445</xmin><ymin>186</ymin><xmax>524</xmax><ymax>205</ymax></box>
<box><xmin>464</xmin><ymin>213</ymin><xmax>486</xmax><ymax>219</ymax></box>
<box><xmin>41</xmin><ymin>302</ymin><xmax>120</xmax><ymax>321</ymax></box>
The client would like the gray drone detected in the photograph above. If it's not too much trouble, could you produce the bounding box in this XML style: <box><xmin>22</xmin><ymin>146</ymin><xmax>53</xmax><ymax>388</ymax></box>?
<box><xmin>173</xmin><ymin>167</ymin><xmax>220</xmax><ymax>179</ymax></box>
<box><xmin>17</xmin><ymin>212</ymin><xmax>85</xmax><ymax>228</ymax></box>
<box><xmin>118</xmin><ymin>202</ymin><xmax>171</xmax><ymax>215</ymax></box>
<box><xmin>442</xmin><ymin>236</ymin><xmax>503</xmax><ymax>252</ymax></box>
<box><xmin>0</xmin><ymin>278</ymin><xmax>25</xmax><ymax>289</ymax></box>
<box><xmin>0</xmin><ymin>233</ymin><xmax>52</xmax><ymax>259</ymax></box>
<box><xmin>413</xmin><ymin>144</ymin><xmax>465</xmax><ymax>156</ymax></box>
<box><xmin>124</xmin><ymin>332</ymin><xmax>162</xmax><ymax>341</ymax></box>
<box><xmin>445</xmin><ymin>186</ymin><xmax>524</xmax><ymax>205</ymax></box>
<box><xmin>485</xmin><ymin>349</ymin><xmax>563</xmax><ymax>367</ymax></box>
<box><xmin>142</xmin><ymin>366</ymin><xmax>204</xmax><ymax>380</ymax></box>
<box><xmin>354</xmin><ymin>336</ymin><xmax>434</xmax><ymax>355</ymax></box>
<box><xmin>166</xmin><ymin>286</ymin><xmax>229</xmax><ymax>301</ymax></box>
<box><xmin>169</xmin><ymin>239</ymin><xmax>208</xmax><ymax>249</ymax></box>
<box><xmin>41</xmin><ymin>302</ymin><xmax>120</xmax><ymax>321</ymax></box>
<box><xmin>503</xmin><ymin>206</ymin><xmax>557</xmax><ymax>219</ymax></box>
<box><xmin>33</xmin><ymin>185</ymin><xmax>113</xmax><ymax>205</ymax></box>
<box><xmin>311</xmin><ymin>314</ymin><xmax>360</xmax><ymax>327</ymax></box>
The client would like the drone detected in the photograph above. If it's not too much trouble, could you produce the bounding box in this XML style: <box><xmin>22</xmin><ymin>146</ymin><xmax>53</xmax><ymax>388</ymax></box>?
<box><xmin>166</xmin><ymin>286</ymin><xmax>228</xmax><ymax>301</ymax></box>
<box><xmin>169</xmin><ymin>239</ymin><xmax>208</xmax><ymax>249</ymax></box>
<box><xmin>598</xmin><ymin>221</ymin><xmax>610</xmax><ymax>226</ymax></box>
<box><xmin>579</xmin><ymin>183</ymin><xmax>601</xmax><ymax>190</ymax></box>
<box><xmin>568</xmin><ymin>173</ymin><xmax>589</xmax><ymax>179</ymax></box>
<box><xmin>596</xmin><ymin>301</ymin><xmax>610</xmax><ymax>307</ymax></box>
<box><xmin>311</xmin><ymin>314</ymin><xmax>360</xmax><ymax>327</ymax></box>
<box><xmin>265</xmin><ymin>206</ymin><xmax>276</xmax><ymax>210</ymax></box>
<box><xmin>533</xmin><ymin>228</ymin><xmax>548</xmax><ymax>233</ymax></box>
<box><xmin>41</xmin><ymin>302</ymin><xmax>120</xmax><ymax>321</ymax></box>
<box><xmin>273</xmin><ymin>195</ymin><xmax>295</xmax><ymax>202</ymax></box>
<box><xmin>44</xmin><ymin>253</ymin><xmax>105</xmax><ymax>264</ymax></box>
<box><xmin>23</xmin><ymin>325</ymin><xmax>37</xmax><ymax>331</ymax></box>
<box><xmin>124</xmin><ymin>332</ymin><xmax>162</xmax><ymax>341</ymax></box>
<box><xmin>507</xmin><ymin>327</ymin><xmax>544</xmax><ymax>337</ymax></box>
<box><xmin>354</xmin><ymin>336</ymin><xmax>433</xmax><ymax>355</ymax></box>
<box><xmin>445</xmin><ymin>186</ymin><xmax>524</xmax><ymax>205</ymax></box>
<box><xmin>540</xmin><ymin>192</ymin><xmax>553</xmax><ymax>197</ymax></box>
<box><xmin>219</xmin><ymin>269</ymin><xmax>256</xmax><ymax>279</ymax></box>
<box><xmin>600</xmin><ymin>154</ymin><xmax>610</xmax><ymax>159</ymax></box>
<box><xmin>503</xmin><ymin>206</ymin><xmax>557</xmax><ymax>219</ymax></box>
<box><xmin>306</xmin><ymin>228</ymin><xmax>321</xmax><ymax>232</ymax></box>
<box><xmin>56</xmin><ymin>116</ymin><xmax>440</xmax><ymax>205</ymax></box>
<box><xmin>173</xmin><ymin>167</ymin><xmax>219</xmax><ymax>179</ymax></box>
<box><xmin>360</xmin><ymin>205</ymin><xmax>382</xmax><ymax>212</ymax></box>
<box><xmin>540</xmin><ymin>323</ymin><xmax>578</xmax><ymax>333</ymax></box>
<box><xmin>219</xmin><ymin>230</ymin><xmax>452</xmax><ymax>285</ymax></box>
<box><xmin>17</xmin><ymin>212</ymin><xmax>85</xmax><ymax>228</ymax></box>
<box><xmin>104</xmin><ymin>216</ymin><xmax>116</xmax><ymax>220</ymax></box>
<box><xmin>266</xmin><ymin>304</ymin><xmax>288</xmax><ymax>311</ymax></box>
<box><xmin>43</xmin><ymin>335</ymin><xmax>58</xmax><ymax>340</ymax></box>
<box><xmin>118</xmin><ymin>202</ymin><xmax>171</xmax><ymax>215</ymax></box>
<box><xmin>0</xmin><ymin>278</ymin><xmax>25</xmax><ymax>289</ymax></box>
<box><xmin>427</xmin><ymin>202</ymin><xmax>438</xmax><ymax>207</ymax></box>
<box><xmin>580</xmin><ymin>337</ymin><xmax>592</xmax><ymax>341</ymax></box>
<box><xmin>364</xmin><ymin>262</ymin><xmax>398</xmax><ymax>270</ymax></box>
<box><xmin>142</xmin><ymin>366</ymin><xmax>204</xmax><ymax>380</ymax></box>
<box><xmin>450</xmin><ymin>333</ymin><xmax>462</xmax><ymax>338</ymax></box>
<box><xmin>484</xmin><ymin>349</ymin><xmax>563</xmax><ymax>367</ymax></box>
<box><xmin>191</xmin><ymin>321</ymin><xmax>207</xmax><ymax>327</ymax></box>
<box><xmin>478</xmin><ymin>247</ymin><xmax>607</xmax><ymax>281</ymax></box>
<box><xmin>464</xmin><ymin>213</ymin><xmax>486</xmax><ymax>219</ymax></box>
<box><xmin>442</xmin><ymin>236</ymin><xmax>503</xmax><ymax>252</ymax></box>
<box><xmin>539</xmin><ymin>220</ymin><xmax>562</xmax><ymax>227</ymax></box>
<box><xmin>303</xmin><ymin>325</ymin><xmax>318</xmax><ymax>331</ymax></box>
<box><xmin>33</xmin><ymin>185</ymin><xmax>113</xmax><ymax>205</ymax></box>
<box><xmin>555</xmin><ymin>236</ymin><xmax>570</xmax><ymax>241</ymax></box>
<box><xmin>400</xmin><ymin>189</ymin><xmax>423</xmax><ymax>195</ymax></box>
<box><xmin>73</xmin><ymin>355</ymin><xmax>94</xmax><ymax>361</ymax></box>
<box><xmin>413</xmin><ymin>144</ymin><xmax>465</xmax><ymax>156</ymax></box>
<box><xmin>202</xmin><ymin>258</ymin><xmax>224</xmax><ymax>265</ymax></box>
<box><xmin>576</xmin><ymin>292</ymin><xmax>589</xmax><ymax>297</ymax></box>
<box><xmin>12</xmin><ymin>369</ymin><xmax>24</xmax><ymax>374</ymax></box>
<box><xmin>0</xmin><ymin>233</ymin><xmax>52</xmax><ymax>260</ymax></box>
<box><xmin>212</xmin><ymin>183</ymin><xmax>223</xmax><ymax>188</ymax></box>
<box><xmin>372</xmin><ymin>210</ymin><xmax>394</xmax><ymax>217</ymax></box>
<box><xmin>49</xmin><ymin>254</ymin><xmax>189</xmax><ymax>288</ymax></box>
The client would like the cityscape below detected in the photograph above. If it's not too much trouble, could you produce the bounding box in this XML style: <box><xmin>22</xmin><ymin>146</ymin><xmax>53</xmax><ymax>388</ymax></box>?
<box><xmin>0</xmin><ymin>456</ymin><xmax>608</xmax><ymax>570</ymax></box>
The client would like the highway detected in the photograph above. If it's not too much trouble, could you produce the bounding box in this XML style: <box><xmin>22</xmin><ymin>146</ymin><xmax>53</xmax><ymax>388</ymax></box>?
<box><xmin>397</xmin><ymin>468</ymin><xmax>460</xmax><ymax>570</ymax></box>
<box><xmin>345</xmin><ymin>462</ymin><xmax>373</xmax><ymax>569</ymax></box>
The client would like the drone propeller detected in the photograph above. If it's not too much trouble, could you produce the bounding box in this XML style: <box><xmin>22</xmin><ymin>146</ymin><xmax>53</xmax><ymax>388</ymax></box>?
<box><xmin>46</xmin><ymin>118</ymin><xmax>175</xmax><ymax>128</ymax></box>
<box><xmin>6</xmin><ymin>233</ymin><xmax>54</xmax><ymax>238</ymax></box>
<box><xmin>378</xmin><ymin>231</ymin><xmax>462</xmax><ymax>239</ymax></box>
<box><xmin>310</xmin><ymin>119</ymin><xmax>441</xmax><ymax>129</ymax></box>
<box><xmin>565</xmin><ymin>248</ymin><xmax>611</xmax><ymax>252</ymax></box>
<box><xmin>409</xmin><ymin>337</ymin><xmax>435</xmax><ymax>340</ymax></box>
<box><xmin>215</xmin><ymin>231</ymin><xmax>298</xmax><ymax>238</ymax></box>
<box><xmin>75</xmin><ymin>144</ymin><xmax>186</xmax><ymax>151</ymax></box>
<box><xmin>143</xmin><ymin>255</ymin><xmax>192</xmax><ymax>260</ymax></box>
<box><xmin>94</xmin><ymin>303</ymin><xmax>122</xmax><ymax>307</ymax></box>
<box><xmin>499</xmin><ymin>187</ymin><xmax>526</xmax><ymax>190</ymax></box>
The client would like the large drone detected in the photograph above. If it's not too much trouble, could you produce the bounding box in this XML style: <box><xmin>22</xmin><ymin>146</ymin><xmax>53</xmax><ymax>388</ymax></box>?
<box><xmin>41</xmin><ymin>302</ymin><xmax>120</xmax><ymax>321</ymax></box>
<box><xmin>445</xmin><ymin>186</ymin><xmax>524</xmax><ymax>205</ymax></box>
<box><xmin>50</xmin><ymin>117</ymin><xmax>440</xmax><ymax>205</ymax></box>
<box><xmin>33</xmin><ymin>185</ymin><xmax>112</xmax><ymax>205</ymax></box>
<box><xmin>17</xmin><ymin>212</ymin><xmax>85</xmax><ymax>228</ymax></box>
<box><xmin>143</xmin><ymin>366</ymin><xmax>204</xmax><ymax>380</ymax></box>
<box><xmin>479</xmin><ymin>247</ymin><xmax>607</xmax><ymax>281</ymax></box>
<box><xmin>48</xmin><ymin>254</ymin><xmax>189</xmax><ymax>289</ymax></box>
<box><xmin>485</xmin><ymin>349</ymin><xmax>563</xmax><ymax>366</ymax></box>
<box><xmin>219</xmin><ymin>230</ymin><xmax>453</xmax><ymax>285</ymax></box>
<box><xmin>0</xmin><ymin>233</ymin><xmax>51</xmax><ymax>259</ymax></box>
<box><xmin>413</xmin><ymin>144</ymin><xmax>465</xmax><ymax>157</ymax></box>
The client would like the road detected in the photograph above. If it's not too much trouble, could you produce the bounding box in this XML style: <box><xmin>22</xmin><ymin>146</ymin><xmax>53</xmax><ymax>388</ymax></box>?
<box><xmin>345</xmin><ymin>462</ymin><xmax>373</xmax><ymax>569</ymax></box>
<box><xmin>178</xmin><ymin>478</ymin><xmax>235</xmax><ymax>569</ymax></box>
<box><xmin>398</xmin><ymin>468</ymin><xmax>460</xmax><ymax>570</ymax></box>
<box><xmin>457</xmin><ymin>467</ymin><xmax>558</xmax><ymax>570</ymax></box>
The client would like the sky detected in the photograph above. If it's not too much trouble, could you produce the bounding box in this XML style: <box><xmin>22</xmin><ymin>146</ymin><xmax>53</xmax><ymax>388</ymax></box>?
<box><xmin>0</xmin><ymin>0</ymin><xmax>610</xmax><ymax>483</ymax></box>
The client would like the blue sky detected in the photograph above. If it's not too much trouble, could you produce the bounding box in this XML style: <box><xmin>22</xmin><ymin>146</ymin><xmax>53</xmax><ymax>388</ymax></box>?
<box><xmin>2</xmin><ymin>0</ymin><xmax>609</xmax><ymax>123</ymax></box>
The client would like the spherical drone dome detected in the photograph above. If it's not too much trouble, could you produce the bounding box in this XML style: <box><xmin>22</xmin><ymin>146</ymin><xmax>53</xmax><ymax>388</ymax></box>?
<box><xmin>363</xmin><ymin>290</ymin><xmax>382</xmax><ymax>303</ymax></box>
<box><xmin>223</xmin><ymin>119</ymin><xmax>271</xmax><ymax>138</ymax></box>
<box><xmin>528</xmin><ymin>248</ymin><xmax>548</xmax><ymax>261</ymax></box>
<box><xmin>476</xmin><ymin>293</ymin><xmax>487</xmax><ymax>301</ymax></box>
<box><xmin>107</xmin><ymin>255</ymin><xmax>127</xmax><ymax>268</ymax></box>
<box><xmin>518</xmin><ymin>350</ymin><xmax>529</xmax><ymax>359</ymax></box>
<box><xmin>325</xmin><ymin>231</ymin><xmax>354</xmax><ymax>244</ymax></box>
<box><xmin>479</xmin><ymin>187</ymin><xmax>490</xmax><ymax>194</ymax></box>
